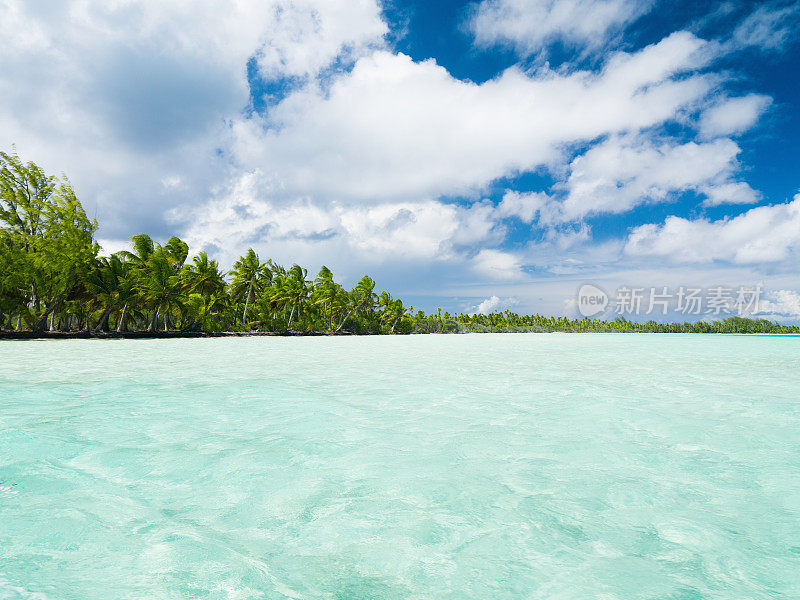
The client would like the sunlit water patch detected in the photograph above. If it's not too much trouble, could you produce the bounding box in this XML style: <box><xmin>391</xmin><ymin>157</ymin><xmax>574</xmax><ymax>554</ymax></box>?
<box><xmin>1</xmin><ymin>334</ymin><xmax>799</xmax><ymax>599</ymax></box>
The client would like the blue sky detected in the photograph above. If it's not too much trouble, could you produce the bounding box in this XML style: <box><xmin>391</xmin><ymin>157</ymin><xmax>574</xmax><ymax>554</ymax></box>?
<box><xmin>2</xmin><ymin>0</ymin><xmax>799</xmax><ymax>319</ymax></box>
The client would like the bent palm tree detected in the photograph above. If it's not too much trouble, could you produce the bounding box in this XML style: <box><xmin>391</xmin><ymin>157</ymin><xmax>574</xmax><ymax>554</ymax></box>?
<box><xmin>229</xmin><ymin>249</ymin><xmax>269</xmax><ymax>328</ymax></box>
<box><xmin>336</xmin><ymin>275</ymin><xmax>376</xmax><ymax>332</ymax></box>
<box><xmin>85</xmin><ymin>255</ymin><xmax>123</xmax><ymax>331</ymax></box>
<box><xmin>140</xmin><ymin>251</ymin><xmax>183</xmax><ymax>331</ymax></box>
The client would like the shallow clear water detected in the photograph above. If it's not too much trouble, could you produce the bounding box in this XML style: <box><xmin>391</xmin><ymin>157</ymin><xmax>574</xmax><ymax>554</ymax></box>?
<box><xmin>1</xmin><ymin>334</ymin><xmax>799</xmax><ymax>600</ymax></box>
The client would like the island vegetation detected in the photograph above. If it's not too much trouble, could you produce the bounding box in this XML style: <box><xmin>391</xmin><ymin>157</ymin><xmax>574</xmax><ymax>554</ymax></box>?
<box><xmin>2</xmin><ymin>150</ymin><xmax>798</xmax><ymax>337</ymax></box>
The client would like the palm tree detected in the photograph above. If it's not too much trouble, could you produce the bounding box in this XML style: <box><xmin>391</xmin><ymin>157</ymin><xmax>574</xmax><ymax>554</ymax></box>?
<box><xmin>161</xmin><ymin>236</ymin><xmax>189</xmax><ymax>273</ymax></box>
<box><xmin>114</xmin><ymin>259</ymin><xmax>138</xmax><ymax>332</ymax></box>
<box><xmin>311</xmin><ymin>266</ymin><xmax>340</xmax><ymax>330</ymax></box>
<box><xmin>182</xmin><ymin>252</ymin><xmax>226</xmax><ymax>297</ymax></box>
<box><xmin>85</xmin><ymin>254</ymin><xmax>126</xmax><ymax>331</ymax></box>
<box><xmin>335</xmin><ymin>275</ymin><xmax>376</xmax><ymax>332</ymax></box>
<box><xmin>140</xmin><ymin>251</ymin><xmax>183</xmax><ymax>331</ymax></box>
<box><xmin>182</xmin><ymin>291</ymin><xmax>227</xmax><ymax>332</ymax></box>
<box><xmin>119</xmin><ymin>233</ymin><xmax>155</xmax><ymax>267</ymax></box>
<box><xmin>314</xmin><ymin>265</ymin><xmax>333</xmax><ymax>286</ymax></box>
<box><xmin>376</xmin><ymin>290</ymin><xmax>393</xmax><ymax>328</ymax></box>
<box><xmin>82</xmin><ymin>254</ymin><xmax>140</xmax><ymax>332</ymax></box>
<box><xmin>118</xmin><ymin>233</ymin><xmax>156</xmax><ymax>328</ymax></box>
<box><xmin>279</xmin><ymin>264</ymin><xmax>309</xmax><ymax>328</ymax></box>
<box><xmin>386</xmin><ymin>299</ymin><xmax>412</xmax><ymax>333</ymax></box>
<box><xmin>181</xmin><ymin>252</ymin><xmax>227</xmax><ymax>331</ymax></box>
<box><xmin>229</xmin><ymin>249</ymin><xmax>268</xmax><ymax>328</ymax></box>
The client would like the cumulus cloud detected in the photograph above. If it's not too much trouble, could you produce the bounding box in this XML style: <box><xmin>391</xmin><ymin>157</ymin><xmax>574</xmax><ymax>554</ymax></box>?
<box><xmin>700</xmin><ymin>182</ymin><xmax>761</xmax><ymax>207</ymax></box>
<box><xmin>171</xmin><ymin>171</ymin><xmax>503</xmax><ymax>269</ymax></box>
<box><xmin>549</xmin><ymin>135</ymin><xmax>758</xmax><ymax>221</ymax></box>
<box><xmin>0</xmin><ymin>4</ymin><xmax>746</xmax><ymax>235</ymax></box>
<box><xmin>759</xmin><ymin>290</ymin><xmax>800</xmax><ymax>318</ymax></box>
<box><xmin>468</xmin><ymin>0</ymin><xmax>655</xmax><ymax>55</ymax></box>
<box><xmin>544</xmin><ymin>223</ymin><xmax>592</xmax><ymax>249</ymax></box>
<box><xmin>249</xmin><ymin>0</ymin><xmax>387</xmax><ymax>80</ymax></box>
<box><xmin>473</xmin><ymin>295</ymin><xmax>520</xmax><ymax>314</ymax></box>
<box><xmin>492</xmin><ymin>128</ymin><xmax>761</xmax><ymax>227</ymax></box>
<box><xmin>0</xmin><ymin>0</ymin><xmax>387</xmax><ymax>236</ymax></box>
<box><xmin>226</xmin><ymin>32</ymin><xmax>715</xmax><ymax>204</ymax></box>
<box><xmin>472</xmin><ymin>249</ymin><xmax>526</xmax><ymax>281</ymax></box>
<box><xmin>495</xmin><ymin>190</ymin><xmax>555</xmax><ymax>223</ymax></box>
<box><xmin>699</xmin><ymin>95</ymin><xmax>772</xmax><ymax>139</ymax></box>
<box><xmin>625</xmin><ymin>194</ymin><xmax>800</xmax><ymax>263</ymax></box>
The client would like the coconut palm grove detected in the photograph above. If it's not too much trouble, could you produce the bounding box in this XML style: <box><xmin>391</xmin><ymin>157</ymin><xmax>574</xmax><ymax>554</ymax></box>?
<box><xmin>2</xmin><ymin>150</ymin><xmax>797</xmax><ymax>336</ymax></box>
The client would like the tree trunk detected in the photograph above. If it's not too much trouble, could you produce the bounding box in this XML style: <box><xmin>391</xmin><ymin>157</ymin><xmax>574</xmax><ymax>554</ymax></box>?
<box><xmin>94</xmin><ymin>307</ymin><xmax>112</xmax><ymax>332</ymax></box>
<box><xmin>33</xmin><ymin>314</ymin><xmax>48</xmax><ymax>333</ymax></box>
<box><xmin>336</xmin><ymin>309</ymin><xmax>355</xmax><ymax>333</ymax></box>
<box><xmin>117</xmin><ymin>303</ymin><xmax>128</xmax><ymax>332</ymax></box>
<box><xmin>242</xmin><ymin>276</ymin><xmax>254</xmax><ymax>328</ymax></box>
<box><xmin>148</xmin><ymin>305</ymin><xmax>160</xmax><ymax>332</ymax></box>
<box><xmin>32</xmin><ymin>303</ymin><xmax>54</xmax><ymax>333</ymax></box>
<box><xmin>31</xmin><ymin>285</ymin><xmax>39</xmax><ymax>317</ymax></box>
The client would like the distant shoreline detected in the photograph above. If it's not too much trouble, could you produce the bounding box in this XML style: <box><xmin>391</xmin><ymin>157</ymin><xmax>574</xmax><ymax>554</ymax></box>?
<box><xmin>2</xmin><ymin>330</ymin><xmax>798</xmax><ymax>340</ymax></box>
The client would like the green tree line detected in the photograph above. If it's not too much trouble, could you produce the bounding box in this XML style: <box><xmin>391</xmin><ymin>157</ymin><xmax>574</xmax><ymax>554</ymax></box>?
<box><xmin>0</xmin><ymin>151</ymin><xmax>415</xmax><ymax>334</ymax></box>
<box><xmin>418</xmin><ymin>311</ymin><xmax>800</xmax><ymax>334</ymax></box>
<box><xmin>2</xmin><ymin>150</ymin><xmax>798</xmax><ymax>336</ymax></box>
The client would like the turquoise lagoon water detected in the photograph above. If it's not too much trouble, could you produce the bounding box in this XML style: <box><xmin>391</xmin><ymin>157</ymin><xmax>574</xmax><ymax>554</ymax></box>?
<box><xmin>1</xmin><ymin>334</ymin><xmax>799</xmax><ymax>599</ymax></box>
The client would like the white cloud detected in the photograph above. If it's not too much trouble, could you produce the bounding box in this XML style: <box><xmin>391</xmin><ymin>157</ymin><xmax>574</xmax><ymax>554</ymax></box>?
<box><xmin>472</xmin><ymin>249</ymin><xmax>526</xmax><ymax>281</ymax></box>
<box><xmin>544</xmin><ymin>223</ymin><xmax>591</xmax><ymax>249</ymax></box>
<box><xmin>0</xmin><ymin>0</ymin><xmax>386</xmax><ymax>84</ymax></box>
<box><xmin>496</xmin><ymin>191</ymin><xmax>552</xmax><ymax>222</ymax></box>
<box><xmin>250</xmin><ymin>0</ymin><xmax>387</xmax><ymax>80</ymax></box>
<box><xmin>730</xmin><ymin>2</ymin><xmax>800</xmax><ymax>53</ymax></box>
<box><xmin>226</xmin><ymin>32</ymin><xmax>715</xmax><ymax>205</ymax></box>
<box><xmin>171</xmin><ymin>171</ymin><xmax>503</xmax><ymax>268</ymax></box>
<box><xmin>0</xmin><ymin>0</ymin><xmax>387</xmax><ymax>236</ymax></box>
<box><xmin>549</xmin><ymin>135</ymin><xmax>758</xmax><ymax>221</ymax></box>
<box><xmin>699</xmin><ymin>182</ymin><xmax>761</xmax><ymax>207</ymax></box>
<box><xmin>759</xmin><ymin>290</ymin><xmax>800</xmax><ymax>318</ymax></box>
<box><xmin>0</xmin><ymin>3</ymin><xmax>739</xmax><ymax>245</ymax></box>
<box><xmin>699</xmin><ymin>95</ymin><xmax>772</xmax><ymax>139</ymax></box>
<box><xmin>625</xmin><ymin>194</ymin><xmax>800</xmax><ymax>264</ymax></box>
<box><xmin>97</xmin><ymin>238</ymin><xmax>136</xmax><ymax>257</ymax></box>
<box><xmin>468</xmin><ymin>0</ymin><xmax>654</xmax><ymax>55</ymax></box>
<box><xmin>473</xmin><ymin>295</ymin><xmax>520</xmax><ymax>314</ymax></box>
